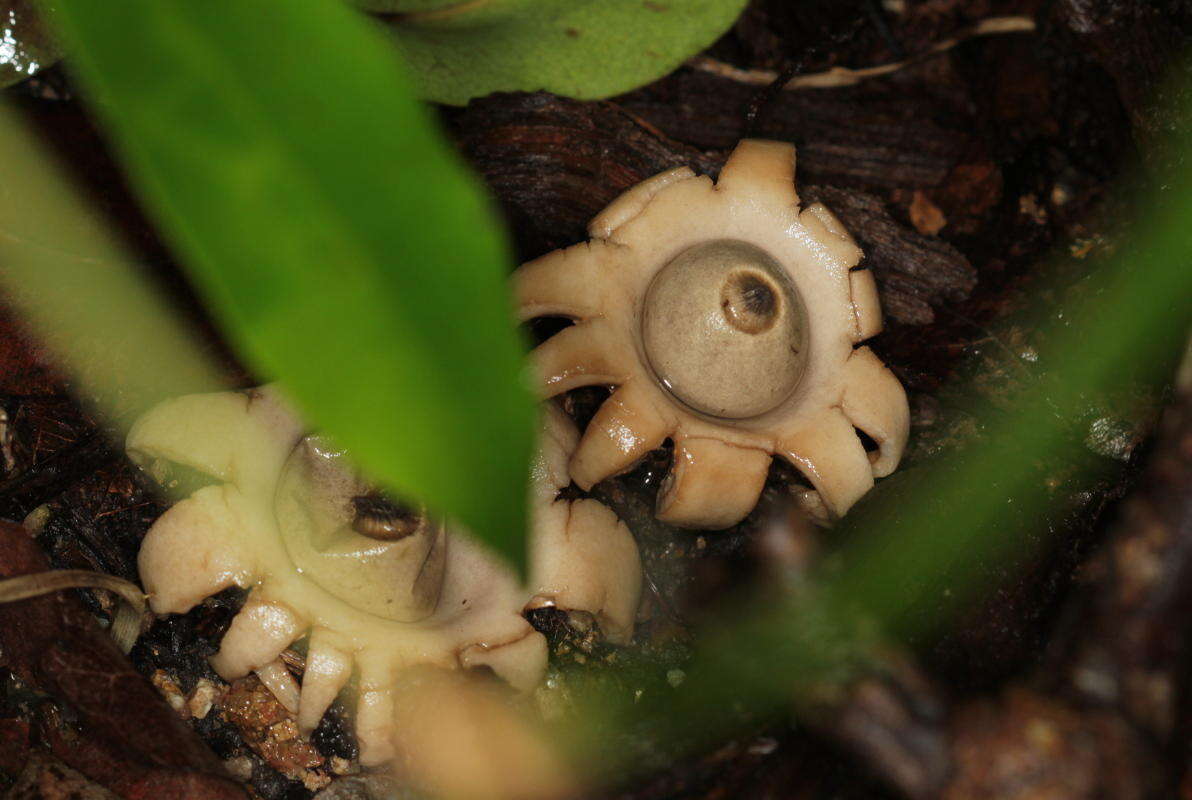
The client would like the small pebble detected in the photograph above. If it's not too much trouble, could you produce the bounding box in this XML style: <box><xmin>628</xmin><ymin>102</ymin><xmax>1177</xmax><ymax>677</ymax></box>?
<box><xmin>328</xmin><ymin>756</ymin><xmax>355</xmax><ymax>776</ymax></box>
<box><xmin>224</xmin><ymin>756</ymin><xmax>254</xmax><ymax>782</ymax></box>
<box><xmin>188</xmin><ymin>678</ymin><xmax>220</xmax><ymax>720</ymax></box>
<box><xmin>21</xmin><ymin>504</ymin><xmax>50</xmax><ymax>535</ymax></box>
<box><xmin>270</xmin><ymin>719</ymin><xmax>301</xmax><ymax>742</ymax></box>
<box><xmin>747</xmin><ymin>736</ymin><xmax>779</xmax><ymax>756</ymax></box>
<box><xmin>150</xmin><ymin>669</ymin><xmax>188</xmax><ymax>718</ymax></box>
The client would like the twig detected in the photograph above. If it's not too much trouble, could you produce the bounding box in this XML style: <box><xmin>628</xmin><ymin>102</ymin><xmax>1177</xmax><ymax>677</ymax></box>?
<box><xmin>745</xmin><ymin>15</ymin><xmax>869</xmax><ymax>135</ymax></box>
<box><xmin>0</xmin><ymin>568</ymin><xmax>146</xmax><ymax>652</ymax></box>
<box><xmin>691</xmin><ymin>16</ymin><xmax>1037</xmax><ymax>91</ymax></box>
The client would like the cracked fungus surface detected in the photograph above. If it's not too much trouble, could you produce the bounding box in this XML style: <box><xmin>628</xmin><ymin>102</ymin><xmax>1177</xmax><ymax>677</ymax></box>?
<box><xmin>515</xmin><ymin>139</ymin><xmax>910</xmax><ymax>527</ymax></box>
<box><xmin>129</xmin><ymin>387</ymin><xmax>639</xmax><ymax>767</ymax></box>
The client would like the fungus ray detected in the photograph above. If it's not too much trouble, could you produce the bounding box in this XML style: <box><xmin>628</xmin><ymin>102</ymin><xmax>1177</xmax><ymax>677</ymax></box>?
<box><xmin>127</xmin><ymin>389</ymin><xmax>303</xmax><ymax>492</ymax></box>
<box><xmin>513</xmin><ymin>240</ymin><xmax>609</xmax><ymax>321</ymax></box>
<box><xmin>589</xmin><ymin>166</ymin><xmax>697</xmax><ymax>240</ymax></box>
<box><xmin>297</xmin><ymin>633</ymin><xmax>353</xmax><ymax>734</ymax></box>
<box><xmin>255</xmin><ymin>658</ymin><xmax>301</xmax><ymax>714</ymax></box>
<box><xmin>776</xmin><ymin>407</ymin><xmax>876</xmax><ymax>521</ymax></box>
<box><xmin>355</xmin><ymin>679</ymin><xmax>398</xmax><ymax>765</ymax></box>
<box><xmin>459</xmin><ymin>633</ymin><xmax>549</xmax><ymax>693</ymax></box>
<box><xmin>530</xmin><ymin>320</ymin><xmax>626</xmax><ymax>397</ymax></box>
<box><xmin>656</xmin><ymin>436</ymin><xmax>772</xmax><ymax>528</ymax></box>
<box><xmin>848</xmin><ymin>268</ymin><xmax>884</xmax><ymax>341</ymax></box>
<box><xmin>530</xmin><ymin>497</ymin><xmax>641</xmax><ymax>645</ymax></box>
<box><xmin>569</xmin><ymin>380</ymin><xmax>673</xmax><ymax>490</ymax></box>
<box><xmin>209</xmin><ymin>597</ymin><xmax>305</xmax><ymax>678</ymax></box>
<box><xmin>841</xmin><ymin>347</ymin><xmax>911</xmax><ymax>477</ymax></box>
<box><xmin>137</xmin><ymin>486</ymin><xmax>254</xmax><ymax>615</ymax></box>
<box><xmin>714</xmin><ymin>138</ymin><xmax>799</xmax><ymax>207</ymax></box>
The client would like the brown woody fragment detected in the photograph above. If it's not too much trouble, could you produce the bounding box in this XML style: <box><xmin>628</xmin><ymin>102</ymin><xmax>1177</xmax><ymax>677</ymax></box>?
<box><xmin>0</xmin><ymin>519</ymin><xmax>245</xmax><ymax>799</ymax></box>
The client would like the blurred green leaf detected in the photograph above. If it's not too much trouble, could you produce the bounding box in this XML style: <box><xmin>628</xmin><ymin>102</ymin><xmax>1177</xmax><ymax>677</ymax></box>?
<box><xmin>1</xmin><ymin>1</ymin><xmax>60</xmax><ymax>87</ymax></box>
<box><xmin>0</xmin><ymin>105</ymin><xmax>225</xmax><ymax>425</ymax></box>
<box><xmin>354</xmin><ymin>0</ymin><xmax>458</xmax><ymax>11</ymax></box>
<box><xmin>388</xmin><ymin>0</ymin><xmax>750</xmax><ymax>105</ymax></box>
<box><xmin>834</xmin><ymin>192</ymin><xmax>1192</xmax><ymax>635</ymax></box>
<box><xmin>570</xmin><ymin>86</ymin><xmax>1192</xmax><ymax>781</ymax></box>
<box><xmin>43</xmin><ymin>0</ymin><xmax>536</xmax><ymax>570</ymax></box>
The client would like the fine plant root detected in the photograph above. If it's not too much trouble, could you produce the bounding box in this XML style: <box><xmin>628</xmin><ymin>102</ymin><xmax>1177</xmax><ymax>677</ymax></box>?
<box><xmin>0</xmin><ymin>569</ymin><xmax>146</xmax><ymax>652</ymax></box>
<box><xmin>689</xmin><ymin>16</ymin><xmax>1037</xmax><ymax>90</ymax></box>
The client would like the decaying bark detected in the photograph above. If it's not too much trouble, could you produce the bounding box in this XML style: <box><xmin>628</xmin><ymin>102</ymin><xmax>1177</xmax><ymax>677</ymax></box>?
<box><xmin>831</xmin><ymin>383</ymin><xmax>1192</xmax><ymax>799</ymax></box>
<box><xmin>884</xmin><ymin>376</ymin><xmax>1188</xmax><ymax>794</ymax></box>
<box><xmin>449</xmin><ymin>92</ymin><xmax>979</xmax><ymax>326</ymax></box>
<box><xmin>807</xmin><ymin>651</ymin><xmax>950</xmax><ymax>800</ymax></box>
<box><xmin>1056</xmin><ymin>0</ymin><xmax>1192</xmax><ymax>168</ymax></box>
<box><xmin>616</xmin><ymin>70</ymin><xmax>973</xmax><ymax>192</ymax></box>
<box><xmin>0</xmin><ymin>520</ymin><xmax>246</xmax><ymax>799</ymax></box>
<box><xmin>944</xmin><ymin>689</ymin><xmax>1162</xmax><ymax>799</ymax></box>
<box><xmin>802</xmin><ymin>185</ymin><xmax>975</xmax><ymax>325</ymax></box>
<box><xmin>1067</xmin><ymin>381</ymin><xmax>1192</xmax><ymax>744</ymax></box>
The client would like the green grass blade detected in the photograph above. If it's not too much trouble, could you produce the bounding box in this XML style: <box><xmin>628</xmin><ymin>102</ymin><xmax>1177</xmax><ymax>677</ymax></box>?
<box><xmin>566</xmin><ymin>92</ymin><xmax>1192</xmax><ymax>780</ymax></box>
<box><xmin>0</xmin><ymin>104</ymin><xmax>226</xmax><ymax>426</ymax></box>
<box><xmin>834</xmin><ymin>171</ymin><xmax>1192</xmax><ymax>632</ymax></box>
<box><xmin>42</xmin><ymin>0</ymin><xmax>535</xmax><ymax>570</ymax></box>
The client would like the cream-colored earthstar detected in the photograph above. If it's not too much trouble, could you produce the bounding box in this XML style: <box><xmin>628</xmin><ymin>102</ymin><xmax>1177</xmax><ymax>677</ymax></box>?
<box><xmin>514</xmin><ymin>139</ymin><xmax>910</xmax><ymax>527</ymax></box>
<box><xmin>128</xmin><ymin>387</ymin><xmax>639</xmax><ymax>766</ymax></box>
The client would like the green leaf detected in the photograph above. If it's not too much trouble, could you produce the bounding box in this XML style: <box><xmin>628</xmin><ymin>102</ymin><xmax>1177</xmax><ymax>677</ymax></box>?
<box><xmin>388</xmin><ymin>0</ymin><xmax>750</xmax><ymax>105</ymax></box>
<box><xmin>568</xmin><ymin>89</ymin><xmax>1192</xmax><ymax>773</ymax></box>
<box><xmin>353</xmin><ymin>0</ymin><xmax>460</xmax><ymax>11</ymax></box>
<box><xmin>43</xmin><ymin>0</ymin><xmax>536</xmax><ymax>570</ymax></box>
<box><xmin>1</xmin><ymin>0</ymin><xmax>60</xmax><ymax>87</ymax></box>
<box><xmin>0</xmin><ymin>105</ymin><xmax>226</xmax><ymax>421</ymax></box>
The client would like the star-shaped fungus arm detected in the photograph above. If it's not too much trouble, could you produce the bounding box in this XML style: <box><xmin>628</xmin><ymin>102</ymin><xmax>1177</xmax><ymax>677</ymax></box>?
<box><xmin>528</xmin><ymin>405</ymin><xmax>642</xmax><ymax>644</ymax></box>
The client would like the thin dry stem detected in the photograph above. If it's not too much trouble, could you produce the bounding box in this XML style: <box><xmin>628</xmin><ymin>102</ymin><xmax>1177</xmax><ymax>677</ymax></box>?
<box><xmin>689</xmin><ymin>16</ymin><xmax>1037</xmax><ymax>90</ymax></box>
<box><xmin>0</xmin><ymin>569</ymin><xmax>146</xmax><ymax>652</ymax></box>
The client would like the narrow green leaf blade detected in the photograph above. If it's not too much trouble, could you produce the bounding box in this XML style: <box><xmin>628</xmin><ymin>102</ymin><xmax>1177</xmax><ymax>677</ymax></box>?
<box><xmin>0</xmin><ymin>104</ymin><xmax>226</xmax><ymax>424</ymax></box>
<box><xmin>44</xmin><ymin>0</ymin><xmax>536</xmax><ymax>569</ymax></box>
<box><xmin>354</xmin><ymin>0</ymin><xmax>462</xmax><ymax>11</ymax></box>
<box><xmin>390</xmin><ymin>0</ymin><xmax>751</xmax><ymax>105</ymax></box>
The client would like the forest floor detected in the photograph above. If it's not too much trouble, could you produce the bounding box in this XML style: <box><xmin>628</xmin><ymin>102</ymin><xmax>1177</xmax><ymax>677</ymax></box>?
<box><xmin>1</xmin><ymin>1</ymin><xmax>1191</xmax><ymax>798</ymax></box>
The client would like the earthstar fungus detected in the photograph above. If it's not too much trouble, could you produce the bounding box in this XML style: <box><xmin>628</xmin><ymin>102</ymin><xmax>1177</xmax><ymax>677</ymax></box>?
<box><xmin>129</xmin><ymin>138</ymin><xmax>905</xmax><ymax>783</ymax></box>
<box><xmin>515</xmin><ymin>139</ymin><xmax>910</xmax><ymax>526</ymax></box>
<box><xmin>129</xmin><ymin>387</ymin><xmax>639</xmax><ymax>767</ymax></box>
